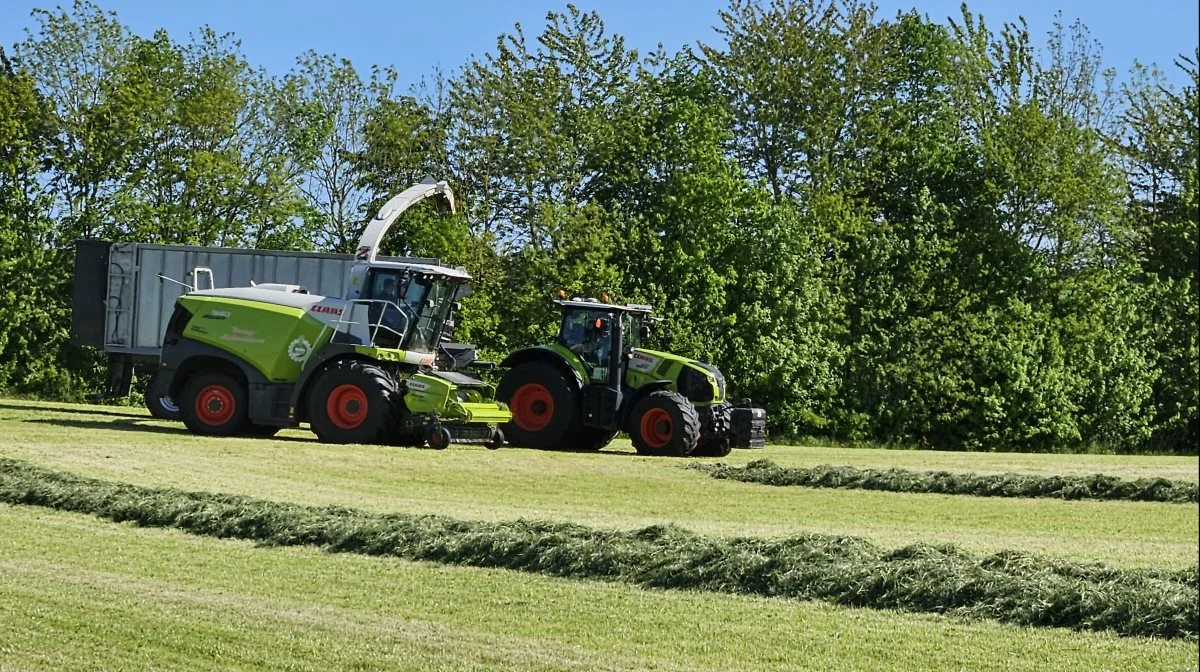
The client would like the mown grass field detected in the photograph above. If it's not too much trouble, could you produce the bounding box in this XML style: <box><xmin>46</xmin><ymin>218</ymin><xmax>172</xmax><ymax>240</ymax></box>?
<box><xmin>1</xmin><ymin>397</ymin><xmax>1197</xmax><ymax>670</ymax></box>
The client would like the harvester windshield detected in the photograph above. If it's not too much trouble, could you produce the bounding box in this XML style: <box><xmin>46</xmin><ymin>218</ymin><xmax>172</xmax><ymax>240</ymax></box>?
<box><xmin>363</xmin><ymin>268</ymin><xmax>460</xmax><ymax>352</ymax></box>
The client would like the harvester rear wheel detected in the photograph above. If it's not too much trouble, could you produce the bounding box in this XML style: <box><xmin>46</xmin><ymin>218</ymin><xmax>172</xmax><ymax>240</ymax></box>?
<box><xmin>497</xmin><ymin>362</ymin><xmax>579</xmax><ymax>449</ymax></box>
<box><xmin>307</xmin><ymin>360</ymin><xmax>400</xmax><ymax>444</ymax></box>
<box><xmin>629</xmin><ymin>391</ymin><xmax>700</xmax><ymax>457</ymax></box>
<box><xmin>180</xmin><ymin>372</ymin><xmax>248</xmax><ymax>436</ymax></box>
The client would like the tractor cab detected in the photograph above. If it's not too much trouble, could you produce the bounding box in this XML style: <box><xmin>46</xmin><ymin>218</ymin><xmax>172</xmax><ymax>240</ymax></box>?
<box><xmin>555</xmin><ymin>298</ymin><xmax>653</xmax><ymax>385</ymax></box>
<box><xmin>357</xmin><ymin>263</ymin><xmax>470</xmax><ymax>353</ymax></box>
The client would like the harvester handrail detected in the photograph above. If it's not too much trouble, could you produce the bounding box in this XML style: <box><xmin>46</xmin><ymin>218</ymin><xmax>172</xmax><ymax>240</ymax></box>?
<box><xmin>333</xmin><ymin>298</ymin><xmax>412</xmax><ymax>349</ymax></box>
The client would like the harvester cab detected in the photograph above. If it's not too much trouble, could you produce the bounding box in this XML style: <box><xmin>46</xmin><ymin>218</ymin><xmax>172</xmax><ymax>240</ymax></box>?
<box><xmin>150</xmin><ymin>180</ymin><xmax>512</xmax><ymax>449</ymax></box>
<box><xmin>496</xmin><ymin>297</ymin><xmax>767</xmax><ymax>457</ymax></box>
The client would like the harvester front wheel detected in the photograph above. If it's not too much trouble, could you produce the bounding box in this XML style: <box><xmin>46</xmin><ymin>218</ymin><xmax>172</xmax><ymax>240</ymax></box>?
<box><xmin>497</xmin><ymin>362</ymin><xmax>579</xmax><ymax>449</ymax></box>
<box><xmin>180</xmin><ymin>372</ymin><xmax>248</xmax><ymax>436</ymax></box>
<box><xmin>629</xmin><ymin>391</ymin><xmax>700</xmax><ymax>457</ymax></box>
<box><xmin>307</xmin><ymin>360</ymin><xmax>400</xmax><ymax>444</ymax></box>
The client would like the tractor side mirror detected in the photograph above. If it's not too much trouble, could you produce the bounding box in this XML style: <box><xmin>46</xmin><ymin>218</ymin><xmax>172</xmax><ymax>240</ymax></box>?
<box><xmin>452</xmin><ymin>301</ymin><xmax>462</xmax><ymax>312</ymax></box>
<box><xmin>639</xmin><ymin>324</ymin><xmax>652</xmax><ymax>342</ymax></box>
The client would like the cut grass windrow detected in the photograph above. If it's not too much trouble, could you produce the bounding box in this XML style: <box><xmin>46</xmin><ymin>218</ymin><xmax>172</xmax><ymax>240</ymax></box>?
<box><xmin>691</xmin><ymin>459</ymin><xmax>1200</xmax><ymax>503</ymax></box>
<box><xmin>0</xmin><ymin>457</ymin><xmax>1195</xmax><ymax>640</ymax></box>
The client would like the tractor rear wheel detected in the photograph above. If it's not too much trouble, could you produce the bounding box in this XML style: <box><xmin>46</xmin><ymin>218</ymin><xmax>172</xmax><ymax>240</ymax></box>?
<box><xmin>629</xmin><ymin>391</ymin><xmax>700</xmax><ymax>457</ymax></box>
<box><xmin>307</xmin><ymin>360</ymin><xmax>401</xmax><ymax>444</ymax></box>
<box><xmin>497</xmin><ymin>362</ymin><xmax>580</xmax><ymax>449</ymax></box>
<box><xmin>180</xmin><ymin>372</ymin><xmax>248</xmax><ymax>436</ymax></box>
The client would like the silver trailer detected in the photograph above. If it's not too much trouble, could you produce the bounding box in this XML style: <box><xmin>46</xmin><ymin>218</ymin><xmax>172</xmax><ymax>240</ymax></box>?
<box><xmin>71</xmin><ymin>239</ymin><xmax>437</xmax><ymax>397</ymax></box>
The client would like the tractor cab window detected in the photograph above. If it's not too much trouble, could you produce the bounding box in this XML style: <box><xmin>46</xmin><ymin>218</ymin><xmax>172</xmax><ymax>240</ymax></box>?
<box><xmin>623</xmin><ymin>313</ymin><xmax>642</xmax><ymax>350</ymax></box>
<box><xmin>559</xmin><ymin>309</ymin><xmax>613</xmax><ymax>382</ymax></box>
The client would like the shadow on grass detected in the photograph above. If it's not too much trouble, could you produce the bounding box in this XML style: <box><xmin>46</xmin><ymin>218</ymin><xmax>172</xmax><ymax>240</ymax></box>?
<box><xmin>23</xmin><ymin>417</ymin><xmax>315</xmax><ymax>443</ymax></box>
<box><xmin>0</xmin><ymin>401</ymin><xmax>146</xmax><ymax>420</ymax></box>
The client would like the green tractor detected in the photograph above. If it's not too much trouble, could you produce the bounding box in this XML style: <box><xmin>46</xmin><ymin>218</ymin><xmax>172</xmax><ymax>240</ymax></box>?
<box><xmin>496</xmin><ymin>297</ymin><xmax>766</xmax><ymax>457</ymax></box>
<box><xmin>149</xmin><ymin>181</ymin><xmax>511</xmax><ymax>448</ymax></box>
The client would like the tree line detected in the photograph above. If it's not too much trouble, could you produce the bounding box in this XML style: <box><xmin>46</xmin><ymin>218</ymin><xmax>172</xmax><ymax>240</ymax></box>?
<box><xmin>1</xmin><ymin>0</ymin><xmax>1195</xmax><ymax>453</ymax></box>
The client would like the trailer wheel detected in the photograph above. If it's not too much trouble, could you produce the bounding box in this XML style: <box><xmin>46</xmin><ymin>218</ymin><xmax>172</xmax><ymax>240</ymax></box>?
<box><xmin>629</xmin><ymin>391</ymin><xmax>700</xmax><ymax>457</ymax></box>
<box><xmin>497</xmin><ymin>362</ymin><xmax>580</xmax><ymax>449</ymax></box>
<box><xmin>307</xmin><ymin>360</ymin><xmax>400</xmax><ymax>444</ymax></box>
<box><xmin>180</xmin><ymin>372</ymin><xmax>248</xmax><ymax>436</ymax></box>
<box><xmin>145</xmin><ymin>372</ymin><xmax>180</xmax><ymax>420</ymax></box>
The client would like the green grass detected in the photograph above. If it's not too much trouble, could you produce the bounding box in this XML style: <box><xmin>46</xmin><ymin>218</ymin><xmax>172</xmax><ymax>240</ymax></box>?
<box><xmin>694</xmin><ymin>459</ymin><xmax>1199</xmax><ymax>503</ymax></box>
<box><xmin>2</xmin><ymin>504</ymin><xmax>1197</xmax><ymax>672</ymax></box>
<box><xmin>1</xmin><ymin>399</ymin><xmax>1195</xmax><ymax>569</ymax></box>
<box><xmin>5</xmin><ymin>457</ymin><xmax>1193</xmax><ymax>638</ymax></box>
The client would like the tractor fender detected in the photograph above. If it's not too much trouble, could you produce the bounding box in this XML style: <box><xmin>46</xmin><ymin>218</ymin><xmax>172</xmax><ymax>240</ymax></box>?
<box><xmin>619</xmin><ymin>380</ymin><xmax>673</xmax><ymax>426</ymax></box>
<box><xmin>500</xmin><ymin>347</ymin><xmax>584</xmax><ymax>389</ymax></box>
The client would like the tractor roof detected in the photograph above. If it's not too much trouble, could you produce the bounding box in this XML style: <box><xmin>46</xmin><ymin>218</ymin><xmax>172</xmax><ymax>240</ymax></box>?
<box><xmin>555</xmin><ymin>298</ymin><xmax>654</xmax><ymax>314</ymax></box>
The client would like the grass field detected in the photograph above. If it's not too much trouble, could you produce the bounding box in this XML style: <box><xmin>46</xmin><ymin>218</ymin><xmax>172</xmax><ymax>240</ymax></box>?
<box><xmin>1</xmin><ymin>397</ymin><xmax>1197</xmax><ymax>670</ymax></box>
<box><xmin>1</xmin><ymin>399</ymin><xmax>1195</xmax><ymax>568</ymax></box>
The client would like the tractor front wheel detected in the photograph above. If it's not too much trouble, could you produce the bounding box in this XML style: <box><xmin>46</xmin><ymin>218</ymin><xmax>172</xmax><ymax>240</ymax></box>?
<box><xmin>629</xmin><ymin>391</ymin><xmax>700</xmax><ymax>457</ymax></box>
<box><xmin>497</xmin><ymin>362</ymin><xmax>579</xmax><ymax>449</ymax></box>
<box><xmin>180</xmin><ymin>372</ymin><xmax>248</xmax><ymax>436</ymax></box>
<box><xmin>307</xmin><ymin>360</ymin><xmax>401</xmax><ymax>444</ymax></box>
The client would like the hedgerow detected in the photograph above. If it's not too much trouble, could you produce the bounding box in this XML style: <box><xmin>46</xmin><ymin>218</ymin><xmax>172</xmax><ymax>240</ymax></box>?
<box><xmin>690</xmin><ymin>460</ymin><xmax>1200</xmax><ymax>503</ymax></box>
<box><xmin>0</xmin><ymin>458</ymin><xmax>1194</xmax><ymax>639</ymax></box>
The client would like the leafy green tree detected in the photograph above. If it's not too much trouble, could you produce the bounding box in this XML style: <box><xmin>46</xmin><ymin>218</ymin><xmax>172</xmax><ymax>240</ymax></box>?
<box><xmin>0</xmin><ymin>48</ymin><xmax>83</xmax><ymax>394</ymax></box>
<box><xmin>1117</xmin><ymin>52</ymin><xmax>1199</xmax><ymax>452</ymax></box>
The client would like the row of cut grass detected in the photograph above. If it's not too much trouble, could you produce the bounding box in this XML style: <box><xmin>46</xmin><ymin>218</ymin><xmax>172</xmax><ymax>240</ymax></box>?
<box><xmin>3</xmin><ymin>399</ymin><xmax>1195</xmax><ymax>569</ymax></box>
<box><xmin>6</xmin><ymin>505</ymin><xmax>1197</xmax><ymax>672</ymax></box>
<box><xmin>693</xmin><ymin>459</ymin><xmax>1199</xmax><ymax>503</ymax></box>
<box><xmin>1</xmin><ymin>457</ymin><xmax>1195</xmax><ymax>640</ymax></box>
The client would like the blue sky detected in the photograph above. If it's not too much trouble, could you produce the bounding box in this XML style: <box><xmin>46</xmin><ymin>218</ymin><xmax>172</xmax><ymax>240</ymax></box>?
<box><xmin>2</xmin><ymin>0</ymin><xmax>1196</xmax><ymax>90</ymax></box>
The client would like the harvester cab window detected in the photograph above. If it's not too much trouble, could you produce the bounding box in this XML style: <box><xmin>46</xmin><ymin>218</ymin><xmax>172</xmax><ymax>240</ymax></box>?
<box><xmin>560</xmin><ymin>309</ymin><xmax>613</xmax><ymax>382</ymax></box>
<box><xmin>408</xmin><ymin>276</ymin><xmax>456</xmax><ymax>353</ymax></box>
<box><xmin>362</xmin><ymin>269</ymin><xmax>412</xmax><ymax>347</ymax></box>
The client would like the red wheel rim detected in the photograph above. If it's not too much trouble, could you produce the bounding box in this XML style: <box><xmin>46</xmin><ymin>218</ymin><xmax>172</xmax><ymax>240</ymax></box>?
<box><xmin>327</xmin><ymin>384</ymin><xmax>368</xmax><ymax>430</ymax></box>
<box><xmin>639</xmin><ymin>408</ymin><xmax>673</xmax><ymax>449</ymax></box>
<box><xmin>511</xmin><ymin>383</ymin><xmax>554</xmax><ymax>432</ymax></box>
<box><xmin>195</xmin><ymin>384</ymin><xmax>235</xmax><ymax>426</ymax></box>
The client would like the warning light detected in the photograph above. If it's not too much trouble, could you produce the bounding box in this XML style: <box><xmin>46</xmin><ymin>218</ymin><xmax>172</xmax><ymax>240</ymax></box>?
<box><xmin>601</xmin><ymin>293</ymin><xmax>610</xmax><ymax>303</ymax></box>
<box><xmin>557</xmin><ymin>289</ymin><xmax>566</xmax><ymax>298</ymax></box>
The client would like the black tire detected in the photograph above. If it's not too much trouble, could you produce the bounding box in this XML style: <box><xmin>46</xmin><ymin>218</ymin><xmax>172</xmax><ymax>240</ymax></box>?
<box><xmin>496</xmin><ymin>362</ymin><xmax>581</xmax><ymax>449</ymax></box>
<box><xmin>485</xmin><ymin>428</ymin><xmax>505</xmax><ymax>450</ymax></box>
<box><xmin>566</xmin><ymin>426</ymin><xmax>618</xmax><ymax>452</ymax></box>
<box><xmin>692</xmin><ymin>437</ymin><xmax>732</xmax><ymax>458</ymax></box>
<box><xmin>242</xmin><ymin>424</ymin><xmax>281</xmax><ymax>437</ymax></box>
<box><xmin>426</xmin><ymin>424</ymin><xmax>452</xmax><ymax>450</ymax></box>
<box><xmin>145</xmin><ymin>372</ymin><xmax>180</xmax><ymax>420</ymax></box>
<box><xmin>180</xmin><ymin>372</ymin><xmax>248</xmax><ymax>436</ymax></box>
<box><xmin>628</xmin><ymin>390</ymin><xmax>700</xmax><ymax>457</ymax></box>
<box><xmin>307</xmin><ymin>359</ymin><xmax>401</xmax><ymax>444</ymax></box>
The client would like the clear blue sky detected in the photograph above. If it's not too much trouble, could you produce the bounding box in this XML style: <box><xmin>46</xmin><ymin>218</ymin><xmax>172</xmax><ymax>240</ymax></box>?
<box><xmin>2</xmin><ymin>0</ymin><xmax>1196</xmax><ymax>89</ymax></box>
